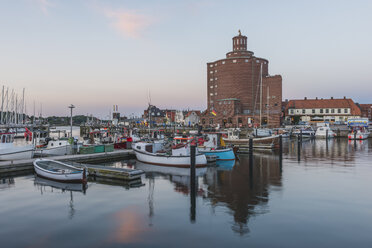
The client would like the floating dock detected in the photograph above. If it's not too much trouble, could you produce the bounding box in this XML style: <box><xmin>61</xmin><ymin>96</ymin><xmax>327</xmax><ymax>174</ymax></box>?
<box><xmin>0</xmin><ymin>150</ymin><xmax>135</xmax><ymax>175</ymax></box>
<box><xmin>72</xmin><ymin>163</ymin><xmax>144</xmax><ymax>181</ymax></box>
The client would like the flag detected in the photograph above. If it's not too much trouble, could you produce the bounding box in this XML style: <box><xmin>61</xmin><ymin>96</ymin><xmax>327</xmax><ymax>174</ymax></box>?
<box><xmin>211</xmin><ymin>110</ymin><xmax>217</xmax><ymax>116</ymax></box>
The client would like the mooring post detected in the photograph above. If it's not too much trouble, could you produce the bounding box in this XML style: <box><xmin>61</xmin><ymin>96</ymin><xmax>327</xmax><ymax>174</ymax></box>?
<box><xmin>279</xmin><ymin>134</ymin><xmax>283</xmax><ymax>170</ymax></box>
<box><xmin>300</xmin><ymin>129</ymin><xmax>303</xmax><ymax>142</ymax></box>
<box><xmin>297</xmin><ymin>134</ymin><xmax>301</xmax><ymax>161</ymax></box>
<box><xmin>354</xmin><ymin>132</ymin><xmax>357</xmax><ymax>148</ymax></box>
<box><xmin>337</xmin><ymin>128</ymin><xmax>340</xmax><ymax>139</ymax></box>
<box><xmin>190</xmin><ymin>144</ymin><xmax>196</xmax><ymax>223</ymax></box>
<box><xmin>249</xmin><ymin>137</ymin><xmax>253</xmax><ymax>154</ymax></box>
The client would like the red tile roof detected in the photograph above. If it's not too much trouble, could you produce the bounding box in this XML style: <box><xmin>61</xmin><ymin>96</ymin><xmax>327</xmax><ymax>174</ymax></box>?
<box><xmin>285</xmin><ymin>98</ymin><xmax>361</xmax><ymax>115</ymax></box>
<box><xmin>185</xmin><ymin>111</ymin><xmax>201</xmax><ymax>118</ymax></box>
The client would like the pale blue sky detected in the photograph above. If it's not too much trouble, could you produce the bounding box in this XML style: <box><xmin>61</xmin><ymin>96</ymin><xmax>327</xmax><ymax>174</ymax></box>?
<box><xmin>1</xmin><ymin>0</ymin><xmax>371</xmax><ymax>118</ymax></box>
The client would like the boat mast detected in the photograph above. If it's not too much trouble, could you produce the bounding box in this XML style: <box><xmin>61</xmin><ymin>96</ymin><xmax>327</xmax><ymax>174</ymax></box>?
<box><xmin>267</xmin><ymin>86</ymin><xmax>270</xmax><ymax>125</ymax></box>
<box><xmin>259</xmin><ymin>63</ymin><xmax>263</xmax><ymax>127</ymax></box>
<box><xmin>0</xmin><ymin>85</ymin><xmax>4</xmax><ymax>124</ymax></box>
<box><xmin>21</xmin><ymin>88</ymin><xmax>25</xmax><ymax>124</ymax></box>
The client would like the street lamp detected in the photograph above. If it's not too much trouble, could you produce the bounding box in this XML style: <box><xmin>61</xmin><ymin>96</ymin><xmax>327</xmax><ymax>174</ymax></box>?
<box><xmin>68</xmin><ymin>104</ymin><xmax>75</xmax><ymax>138</ymax></box>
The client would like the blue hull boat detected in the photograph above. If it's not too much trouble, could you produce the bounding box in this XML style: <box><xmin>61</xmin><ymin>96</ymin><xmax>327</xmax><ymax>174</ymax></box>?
<box><xmin>198</xmin><ymin>147</ymin><xmax>235</xmax><ymax>161</ymax></box>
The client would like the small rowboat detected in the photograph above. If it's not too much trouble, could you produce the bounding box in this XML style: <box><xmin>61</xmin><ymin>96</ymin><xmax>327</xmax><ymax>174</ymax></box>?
<box><xmin>33</xmin><ymin>159</ymin><xmax>87</xmax><ymax>183</ymax></box>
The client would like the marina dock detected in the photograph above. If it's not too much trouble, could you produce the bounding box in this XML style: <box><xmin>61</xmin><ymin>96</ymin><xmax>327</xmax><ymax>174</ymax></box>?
<box><xmin>74</xmin><ymin>163</ymin><xmax>144</xmax><ymax>181</ymax></box>
<box><xmin>0</xmin><ymin>150</ymin><xmax>135</xmax><ymax>175</ymax></box>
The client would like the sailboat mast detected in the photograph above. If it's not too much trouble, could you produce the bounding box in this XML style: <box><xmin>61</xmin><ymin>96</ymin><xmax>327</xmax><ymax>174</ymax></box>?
<box><xmin>1</xmin><ymin>86</ymin><xmax>4</xmax><ymax>124</ymax></box>
<box><xmin>267</xmin><ymin>86</ymin><xmax>270</xmax><ymax>125</ymax></box>
<box><xmin>259</xmin><ymin>63</ymin><xmax>263</xmax><ymax>127</ymax></box>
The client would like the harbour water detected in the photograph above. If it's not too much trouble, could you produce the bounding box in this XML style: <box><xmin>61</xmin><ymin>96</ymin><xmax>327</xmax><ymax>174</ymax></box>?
<box><xmin>1</xmin><ymin>139</ymin><xmax>372</xmax><ymax>247</ymax></box>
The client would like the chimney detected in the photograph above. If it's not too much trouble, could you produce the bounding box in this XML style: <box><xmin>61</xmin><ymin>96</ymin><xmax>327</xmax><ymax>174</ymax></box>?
<box><xmin>344</xmin><ymin>96</ymin><xmax>346</xmax><ymax>99</ymax></box>
<box><xmin>316</xmin><ymin>97</ymin><xmax>318</xmax><ymax>100</ymax></box>
<box><xmin>331</xmin><ymin>97</ymin><xmax>334</xmax><ymax>100</ymax></box>
<box><xmin>304</xmin><ymin>97</ymin><xmax>307</xmax><ymax>100</ymax></box>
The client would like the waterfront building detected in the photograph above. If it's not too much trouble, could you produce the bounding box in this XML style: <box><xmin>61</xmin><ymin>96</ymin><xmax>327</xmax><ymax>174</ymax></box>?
<box><xmin>284</xmin><ymin>97</ymin><xmax>361</xmax><ymax>124</ymax></box>
<box><xmin>184</xmin><ymin>111</ymin><xmax>201</xmax><ymax>126</ymax></box>
<box><xmin>200</xmin><ymin>31</ymin><xmax>282</xmax><ymax>128</ymax></box>
<box><xmin>175</xmin><ymin>110</ymin><xmax>184</xmax><ymax>125</ymax></box>
<box><xmin>359</xmin><ymin>104</ymin><xmax>372</xmax><ymax>121</ymax></box>
<box><xmin>143</xmin><ymin>105</ymin><xmax>166</xmax><ymax>125</ymax></box>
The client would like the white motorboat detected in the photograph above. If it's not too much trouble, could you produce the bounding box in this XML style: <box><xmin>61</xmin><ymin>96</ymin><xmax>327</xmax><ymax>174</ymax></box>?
<box><xmin>347</xmin><ymin>118</ymin><xmax>370</xmax><ymax>140</ymax></box>
<box><xmin>315</xmin><ymin>123</ymin><xmax>336</xmax><ymax>139</ymax></box>
<box><xmin>292</xmin><ymin>125</ymin><xmax>315</xmax><ymax>138</ymax></box>
<box><xmin>0</xmin><ymin>132</ymin><xmax>34</xmax><ymax>160</ymax></box>
<box><xmin>348</xmin><ymin>129</ymin><xmax>370</xmax><ymax>140</ymax></box>
<box><xmin>132</xmin><ymin>141</ymin><xmax>207</xmax><ymax>168</ymax></box>
<box><xmin>33</xmin><ymin>159</ymin><xmax>87</xmax><ymax>183</ymax></box>
<box><xmin>252</xmin><ymin>128</ymin><xmax>272</xmax><ymax>137</ymax></box>
<box><xmin>35</xmin><ymin>139</ymin><xmax>72</xmax><ymax>156</ymax></box>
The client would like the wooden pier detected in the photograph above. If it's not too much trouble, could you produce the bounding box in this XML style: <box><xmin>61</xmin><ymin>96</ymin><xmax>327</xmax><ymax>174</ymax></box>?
<box><xmin>74</xmin><ymin>163</ymin><xmax>144</xmax><ymax>181</ymax></box>
<box><xmin>0</xmin><ymin>150</ymin><xmax>135</xmax><ymax>175</ymax></box>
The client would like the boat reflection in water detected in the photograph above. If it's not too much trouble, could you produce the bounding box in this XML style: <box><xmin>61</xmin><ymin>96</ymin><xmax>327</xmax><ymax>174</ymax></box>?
<box><xmin>215</xmin><ymin>159</ymin><xmax>236</xmax><ymax>170</ymax></box>
<box><xmin>134</xmin><ymin>161</ymin><xmax>207</xmax><ymax>196</ymax></box>
<box><xmin>0</xmin><ymin>177</ymin><xmax>15</xmax><ymax>190</ymax></box>
<box><xmin>34</xmin><ymin>176</ymin><xmax>87</xmax><ymax>219</ymax></box>
<box><xmin>285</xmin><ymin>139</ymin><xmax>369</xmax><ymax>164</ymax></box>
<box><xmin>204</xmin><ymin>153</ymin><xmax>282</xmax><ymax>235</ymax></box>
<box><xmin>133</xmin><ymin>160</ymin><xmax>207</xmax><ymax>226</ymax></box>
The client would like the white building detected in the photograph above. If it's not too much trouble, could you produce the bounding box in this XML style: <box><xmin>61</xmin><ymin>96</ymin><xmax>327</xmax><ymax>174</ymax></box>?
<box><xmin>285</xmin><ymin>97</ymin><xmax>361</xmax><ymax>123</ymax></box>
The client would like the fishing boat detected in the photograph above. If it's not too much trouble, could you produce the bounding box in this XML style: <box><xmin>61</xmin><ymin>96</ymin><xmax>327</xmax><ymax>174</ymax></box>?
<box><xmin>34</xmin><ymin>138</ymin><xmax>72</xmax><ymax>157</ymax></box>
<box><xmin>315</xmin><ymin>123</ymin><xmax>336</xmax><ymax>139</ymax></box>
<box><xmin>132</xmin><ymin>140</ymin><xmax>207</xmax><ymax>168</ymax></box>
<box><xmin>33</xmin><ymin>159</ymin><xmax>87</xmax><ymax>183</ymax></box>
<box><xmin>223</xmin><ymin>129</ymin><xmax>280</xmax><ymax>149</ymax></box>
<box><xmin>0</xmin><ymin>132</ymin><xmax>34</xmax><ymax>160</ymax></box>
<box><xmin>196</xmin><ymin>133</ymin><xmax>235</xmax><ymax>160</ymax></box>
<box><xmin>347</xmin><ymin>118</ymin><xmax>370</xmax><ymax>140</ymax></box>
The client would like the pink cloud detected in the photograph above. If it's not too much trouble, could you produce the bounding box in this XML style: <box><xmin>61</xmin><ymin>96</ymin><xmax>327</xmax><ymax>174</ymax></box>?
<box><xmin>104</xmin><ymin>9</ymin><xmax>153</xmax><ymax>38</ymax></box>
<box><xmin>34</xmin><ymin>0</ymin><xmax>53</xmax><ymax>15</ymax></box>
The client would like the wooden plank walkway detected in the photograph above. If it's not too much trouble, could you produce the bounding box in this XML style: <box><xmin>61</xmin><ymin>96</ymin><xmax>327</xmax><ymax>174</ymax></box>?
<box><xmin>0</xmin><ymin>150</ymin><xmax>135</xmax><ymax>174</ymax></box>
<box><xmin>72</xmin><ymin>163</ymin><xmax>144</xmax><ymax>181</ymax></box>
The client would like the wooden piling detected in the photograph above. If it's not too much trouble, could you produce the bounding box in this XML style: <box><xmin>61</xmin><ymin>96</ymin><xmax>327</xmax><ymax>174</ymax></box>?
<box><xmin>297</xmin><ymin>134</ymin><xmax>301</xmax><ymax>161</ymax></box>
<box><xmin>279</xmin><ymin>135</ymin><xmax>283</xmax><ymax>170</ymax></box>
<box><xmin>249</xmin><ymin>138</ymin><xmax>253</xmax><ymax>154</ymax></box>
<box><xmin>190</xmin><ymin>144</ymin><xmax>196</xmax><ymax>223</ymax></box>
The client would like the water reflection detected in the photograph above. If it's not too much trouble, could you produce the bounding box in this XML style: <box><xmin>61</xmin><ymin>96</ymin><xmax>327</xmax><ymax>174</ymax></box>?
<box><xmin>0</xmin><ymin>177</ymin><xmax>15</xmax><ymax>190</ymax></box>
<box><xmin>285</xmin><ymin>139</ymin><xmax>370</xmax><ymax>165</ymax></box>
<box><xmin>133</xmin><ymin>161</ymin><xmax>207</xmax><ymax>224</ymax></box>
<box><xmin>34</xmin><ymin>176</ymin><xmax>87</xmax><ymax>219</ymax></box>
<box><xmin>204</xmin><ymin>154</ymin><xmax>282</xmax><ymax>235</ymax></box>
